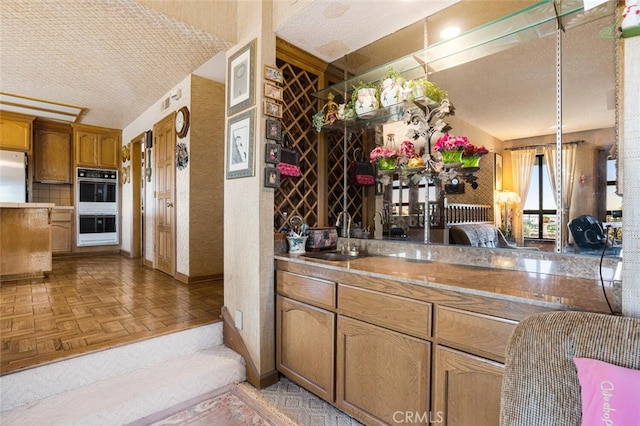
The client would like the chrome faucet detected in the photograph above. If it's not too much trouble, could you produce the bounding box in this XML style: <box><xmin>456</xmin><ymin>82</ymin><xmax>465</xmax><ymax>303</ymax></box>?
<box><xmin>336</xmin><ymin>211</ymin><xmax>357</xmax><ymax>255</ymax></box>
<box><xmin>373</xmin><ymin>211</ymin><xmax>384</xmax><ymax>234</ymax></box>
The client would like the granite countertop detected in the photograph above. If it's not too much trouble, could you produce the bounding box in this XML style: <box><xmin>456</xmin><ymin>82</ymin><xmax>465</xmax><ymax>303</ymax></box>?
<box><xmin>275</xmin><ymin>252</ymin><xmax>620</xmax><ymax>314</ymax></box>
<box><xmin>0</xmin><ymin>202</ymin><xmax>55</xmax><ymax>208</ymax></box>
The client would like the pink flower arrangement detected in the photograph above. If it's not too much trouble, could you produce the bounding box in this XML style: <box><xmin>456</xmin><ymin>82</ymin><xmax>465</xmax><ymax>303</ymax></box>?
<box><xmin>398</xmin><ymin>140</ymin><xmax>417</xmax><ymax>158</ymax></box>
<box><xmin>463</xmin><ymin>143</ymin><xmax>489</xmax><ymax>157</ymax></box>
<box><xmin>434</xmin><ymin>133</ymin><xmax>468</xmax><ymax>152</ymax></box>
<box><xmin>369</xmin><ymin>146</ymin><xmax>397</xmax><ymax>162</ymax></box>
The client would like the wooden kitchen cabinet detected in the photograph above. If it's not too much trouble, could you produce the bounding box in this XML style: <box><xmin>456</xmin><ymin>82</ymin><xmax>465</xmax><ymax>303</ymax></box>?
<box><xmin>34</xmin><ymin>121</ymin><xmax>72</xmax><ymax>183</ymax></box>
<box><xmin>432</xmin><ymin>346</ymin><xmax>504</xmax><ymax>426</ymax></box>
<box><xmin>72</xmin><ymin>123</ymin><xmax>120</xmax><ymax>169</ymax></box>
<box><xmin>51</xmin><ymin>208</ymin><xmax>74</xmax><ymax>254</ymax></box>
<box><xmin>0</xmin><ymin>112</ymin><xmax>35</xmax><ymax>152</ymax></box>
<box><xmin>336</xmin><ymin>316</ymin><xmax>431</xmax><ymax>426</ymax></box>
<box><xmin>275</xmin><ymin>270</ymin><xmax>336</xmax><ymax>401</ymax></box>
<box><xmin>276</xmin><ymin>295</ymin><xmax>335</xmax><ymax>401</ymax></box>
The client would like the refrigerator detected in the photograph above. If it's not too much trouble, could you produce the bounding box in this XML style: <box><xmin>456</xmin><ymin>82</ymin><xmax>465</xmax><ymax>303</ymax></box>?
<box><xmin>0</xmin><ymin>150</ymin><xmax>27</xmax><ymax>203</ymax></box>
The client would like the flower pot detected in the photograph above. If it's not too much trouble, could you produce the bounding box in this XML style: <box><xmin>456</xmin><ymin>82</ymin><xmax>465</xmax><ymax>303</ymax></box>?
<box><xmin>441</xmin><ymin>150</ymin><xmax>463</xmax><ymax>164</ymax></box>
<box><xmin>286</xmin><ymin>236</ymin><xmax>308</xmax><ymax>254</ymax></box>
<box><xmin>380</xmin><ymin>78</ymin><xmax>401</xmax><ymax>108</ymax></box>
<box><xmin>377</xmin><ymin>157</ymin><xmax>397</xmax><ymax>170</ymax></box>
<box><xmin>462</xmin><ymin>155</ymin><xmax>481</xmax><ymax>168</ymax></box>
<box><xmin>355</xmin><ymin>88</ymin><xmax>379</xmax><ymax>117</ymax></box>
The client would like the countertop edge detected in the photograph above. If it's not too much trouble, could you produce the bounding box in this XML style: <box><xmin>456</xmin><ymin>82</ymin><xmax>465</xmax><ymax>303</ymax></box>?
<box><xmin>274</xmin><ymin>254</ymin><xmax>615</xmax><ymax>313</ymax></box>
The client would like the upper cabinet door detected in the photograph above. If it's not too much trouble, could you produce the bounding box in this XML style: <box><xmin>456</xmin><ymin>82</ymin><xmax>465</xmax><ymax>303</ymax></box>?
<box><xmin>34</xmin><ymin>122</ymin><xmax>72</xmax><ymax>183</ymax></box>
<box><xmin>98</xmin><ymin>133</ymin><xmax>119</xmax><ymax>169</ymax></box>
<box><xmin>74</xmin><ymin>130</ymin><xmax>99</xmax><ymax>167</ymax></box>
<box><xmin>0</xmin><ymin>113</ymin><xmax>35</xmax><ymax>152</ymax></box>
<box><xmin>72</xmin><ymin>124</ymin><xmax>121</xmax><ymax>169</ymax></box>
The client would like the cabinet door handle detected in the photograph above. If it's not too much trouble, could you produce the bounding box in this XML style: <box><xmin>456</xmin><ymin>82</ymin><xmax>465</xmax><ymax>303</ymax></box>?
<box><xmin>166</xmin><ymin>201</ymin><xmax>174</xmax><ymax>208</ymax></box>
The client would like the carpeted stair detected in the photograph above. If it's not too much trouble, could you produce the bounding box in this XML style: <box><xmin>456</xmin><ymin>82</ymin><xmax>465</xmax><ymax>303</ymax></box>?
<box><xmin>0</xmin><ymin>322</ymin><xmax>246</xmax><ymax>425</ymax></box>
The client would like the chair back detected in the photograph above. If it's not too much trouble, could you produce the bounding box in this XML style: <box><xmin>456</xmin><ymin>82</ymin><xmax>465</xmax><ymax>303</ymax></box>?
<box><xmin>500</xmin><ymin>311</ymin><xmax>640</xmax><ymax>425</ymax></box>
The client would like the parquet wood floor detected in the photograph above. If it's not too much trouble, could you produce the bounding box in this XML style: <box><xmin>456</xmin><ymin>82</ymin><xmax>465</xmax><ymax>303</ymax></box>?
<box><xmin>0</xmin><ymin>255</ymin><xmax>223</xmax><ymax>376</ymax></box>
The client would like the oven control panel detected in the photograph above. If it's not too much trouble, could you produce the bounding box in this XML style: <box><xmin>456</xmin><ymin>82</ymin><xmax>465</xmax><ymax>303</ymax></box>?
<box><xmin>77</xmin><ymin>168</ymin><xmax>117</xmax><ymax>181</ymax></box>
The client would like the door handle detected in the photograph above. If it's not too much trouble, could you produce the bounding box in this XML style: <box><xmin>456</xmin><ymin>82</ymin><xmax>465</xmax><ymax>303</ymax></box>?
<box><xmin>166</xmin><ymin>201</ymin><xmax>174</xmax><ymax>208</ymax></box>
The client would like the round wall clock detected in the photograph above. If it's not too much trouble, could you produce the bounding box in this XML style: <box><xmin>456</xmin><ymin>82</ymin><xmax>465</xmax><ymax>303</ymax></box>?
<box><xmin>175</xmin><ymin>106</ymin><xmax>190</xmax><ymax>138</ymax></box>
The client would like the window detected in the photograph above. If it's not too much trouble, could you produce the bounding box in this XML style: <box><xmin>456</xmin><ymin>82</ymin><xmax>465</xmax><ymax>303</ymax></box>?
<box><xmin>522</xmin><ymin>155</ymin><xmax>557</xmax><ymax>239</ymax></box>
<box><xmin>606</xmin><ymin>159</ymin><xmax>622</xmax><ymax>220</ymax></box>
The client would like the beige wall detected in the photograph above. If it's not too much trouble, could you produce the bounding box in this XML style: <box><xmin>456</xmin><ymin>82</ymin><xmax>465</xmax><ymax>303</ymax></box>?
<box><xmin>189</xmin><ymin>76</ymin><xmax>225</xmax><ymax>277</ymax></box>
<box><xmin>224</xmin><ymin>1</ymin><xmax>277</xmax><ymax>375</ymax></box>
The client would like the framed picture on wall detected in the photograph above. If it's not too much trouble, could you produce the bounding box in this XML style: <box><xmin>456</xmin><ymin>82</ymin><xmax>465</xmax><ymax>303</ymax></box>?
<box><xmin>226</xmin><ymin>109</ymin><xmax>255</xmax><ymax>179</ymax></box>
<box><xmin>265</xmin><ymin>118</ymin><xmax>281</xmax><ymax>141</ymax></box>
<box><xmin>264</xmin><ymin>100</ymin><xmax>283</xmax><ymax>118</ymax></box>
<box><xmin>495</xmin><ymin>153</ymin><xmax>503</xmax><ymax>191</ymax></box>
<box><xmin>264</xmin><ymin>65</ymin><xmax>283</xmax><ymax>84</ymax></box>
<box><xmin>264</xmin><ymin>82</ymin><xmax>283</xmax><ymax>101</ymax></box>
<box><xmin>227</xmin><ymin>39</ymin><xmax>256</xmax><ymax>116</ymax></box>
<box><xmin>264</xmin><ymin>167</ymin><xmax>280</xmax><ymax>188</ymax></box>
<box><xmin>265</xmin><ymin>142</ymin><xmax>281</xmax><ymax>164</ymax></box>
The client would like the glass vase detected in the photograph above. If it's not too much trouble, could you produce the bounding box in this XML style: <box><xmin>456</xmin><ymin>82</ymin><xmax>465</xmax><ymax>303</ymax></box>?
<box><xmin>441</xmin><ymin>150</ymin><xmax>463</xmax><ymax>164</ymax></box>
<box><xmin>377</xmin><ymin>157</ymin><xmax>397</xmax><ymax>170</ymax></box>
<box><xmin>462</xmin><ymin>155</ymin><xmax>481</xmax><ymax>168</ymax></box>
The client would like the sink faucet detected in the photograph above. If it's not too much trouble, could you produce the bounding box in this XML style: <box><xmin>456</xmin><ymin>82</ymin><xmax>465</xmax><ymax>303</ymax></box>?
<box><xmin>336</xmin><ymin>211</ymin><xmax>356</xmax><ymax>255</ymax></box>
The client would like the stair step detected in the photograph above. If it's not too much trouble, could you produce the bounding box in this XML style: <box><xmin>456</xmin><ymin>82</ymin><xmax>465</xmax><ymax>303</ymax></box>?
<box><xmin>0</xmin><ymin>323</ymin><xmax>247</xmax><ymax>425</ymax></box>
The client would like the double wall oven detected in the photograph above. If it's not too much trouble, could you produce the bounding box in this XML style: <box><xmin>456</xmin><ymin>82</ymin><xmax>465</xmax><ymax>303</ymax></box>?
<box><xmin>76</xmin><ymin>168</ymin><xmax>118</xmax><ymax>247</ymax></box>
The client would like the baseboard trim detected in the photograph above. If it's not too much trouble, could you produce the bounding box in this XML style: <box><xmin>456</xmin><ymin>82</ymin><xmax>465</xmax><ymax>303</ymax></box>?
<box><xmin>119</xmin><ymin>249</ymin><xmax>131</xmax><ymax>258</ymax></box>
<box><xmin>221</xmin><ymin>306</ymin><xmax>279</xmax><ymax>389</ymax></box>
<box><xmin>175</xmin><ymin>272</ymin><xmax>224</xmax><ymax>284</ymax></box>
<box><xmin>143</xmin><ymin>258</ymin><xmax>153</xmax><ymax>269</ymax></box>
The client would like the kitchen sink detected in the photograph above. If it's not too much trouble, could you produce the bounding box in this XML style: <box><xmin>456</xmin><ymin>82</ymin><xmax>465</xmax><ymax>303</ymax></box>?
<box><xmin>301</xmin><ymin>251</ymin><xmax>368</xmax><ymax>262</ymax></box>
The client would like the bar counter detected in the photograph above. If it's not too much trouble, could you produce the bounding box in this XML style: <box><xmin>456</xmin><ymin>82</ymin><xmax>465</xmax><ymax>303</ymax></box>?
<box><xmin>275</xmin><ymin>251</ymin><xmax>620</xmax><ymax>315</ymax></box>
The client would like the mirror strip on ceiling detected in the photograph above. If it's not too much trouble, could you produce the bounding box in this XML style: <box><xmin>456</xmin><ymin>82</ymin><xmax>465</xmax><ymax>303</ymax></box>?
<box><xmin>314</xmin><ymin>0</ymin><xmax>615</xmax><ymax>102</ymax></box>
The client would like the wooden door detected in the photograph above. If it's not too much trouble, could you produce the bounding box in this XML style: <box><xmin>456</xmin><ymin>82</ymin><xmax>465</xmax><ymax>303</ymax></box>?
<box><xmin>336</xmin><ymin>316</ymin><xmax>431</xmax><ymax>425</ymax></box>
<box><xmin>433</xmin><ymin>345</ymin><xmax>504</xmax><ymax>426</ymax></box>
<box><xmin>276</xmin><ymin>295</ymin><xmax>335</xmax><ymax>401</ymax></box>
<box><xmin>154</xmin><ymin>114</ymin><xmax>176</xmax><ymax>276</ymax></box>
<box><xmin>130</xmin><ymin>135</ymin><xmax>143</xmax><ymax>259</ymax></box>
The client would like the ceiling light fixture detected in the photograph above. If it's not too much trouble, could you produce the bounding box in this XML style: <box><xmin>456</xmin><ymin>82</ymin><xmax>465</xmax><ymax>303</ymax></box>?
<box><xmin>440</xmin><ymin>26</ymin><xmax>461</xmax><ymax>40</ymax></box>
<box><xmin>0</xmin><ymin>92</ymin><xmax>84</xmax><ymax>123</ymax></box>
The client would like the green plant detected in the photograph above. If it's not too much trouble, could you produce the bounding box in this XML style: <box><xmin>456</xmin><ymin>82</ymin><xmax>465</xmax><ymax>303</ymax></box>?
<box><xmin>406</xmin><ymin>78</ymin><xmax>448</xmax><ymax>103</ymax></box>
<box><xmin>350</xmin><ymin>80</ymin><xmax>379</xmax><ymax>110</ymax></box>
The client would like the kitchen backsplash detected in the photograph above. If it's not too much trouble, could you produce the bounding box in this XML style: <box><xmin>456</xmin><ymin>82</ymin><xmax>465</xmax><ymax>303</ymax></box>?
<box><xmin>32</xmin><ymin>182</ymin><xmax>72</xmax><ymax>206</ymax></box>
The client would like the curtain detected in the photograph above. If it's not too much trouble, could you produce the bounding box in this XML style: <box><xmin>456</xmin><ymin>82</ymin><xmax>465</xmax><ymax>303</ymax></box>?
<box><xmin>511</xmin><ymin>149</ymin><xmax>537</xmax><ymax>246</ymax></box>
<box><xmin>543</xmin><ymin>144</ymin><xmax>577</xmax><ymax>248</ymax></box>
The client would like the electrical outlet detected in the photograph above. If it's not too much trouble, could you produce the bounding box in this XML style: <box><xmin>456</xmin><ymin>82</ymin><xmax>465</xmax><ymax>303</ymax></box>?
<box><xmin>235</xmin><ymin>310</ymin><xmax>243</xmax><ymax>330</ymax></box>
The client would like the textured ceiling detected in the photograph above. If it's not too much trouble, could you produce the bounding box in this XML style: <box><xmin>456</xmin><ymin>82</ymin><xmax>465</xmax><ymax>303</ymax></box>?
<box><xmin>0</xmin><ymin>0</ymin><xmax>231</xmax><ymax>129</ymax></box>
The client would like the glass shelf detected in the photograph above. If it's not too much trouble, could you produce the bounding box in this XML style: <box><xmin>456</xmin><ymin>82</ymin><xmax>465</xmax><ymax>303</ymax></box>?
<box><xmin>319</xmin><ymin>96</ymin><xmax>439</xmax><ymax>133</ymax></box>
<box><xmin>312</xmin><ymin>0</ymin><xmax>615</xmax><ymax>101</ymax></box>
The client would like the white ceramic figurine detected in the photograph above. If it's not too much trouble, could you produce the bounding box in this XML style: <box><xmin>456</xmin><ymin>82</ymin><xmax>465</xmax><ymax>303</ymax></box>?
<box><xmin>621</xmin><ymin>0</ymin><xmax>640</xmax><ymax>38</ymax></box>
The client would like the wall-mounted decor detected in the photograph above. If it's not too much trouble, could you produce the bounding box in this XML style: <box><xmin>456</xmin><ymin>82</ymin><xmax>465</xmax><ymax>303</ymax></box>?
<box><xmin>495</xmin><ymin>153</ymin><xmax>503</xmax><ymax>191</ymax></box>
<box><xmin>265</xmin><ymin>118</ymin><xmax>281</xmax><ymax>141</ymax></box>
<box><xmin>226</xmin><ymin>109</ymin><xmax>255</xmax><ymax>179</ymax></box>
<box><xmin>121</xmin><ymin>144</ymin><xmax>130</xmax><ymax>163</ymax></box>
<box><xmin>264</xmin><ymin>82</ymin><xmax>283</xmax><ymax>101</ymax></box>
<box><xmin>265</xmin><ymin>142</ymin><xmax>281</xmax><ymax>164</ymax></box>
<box><xmin>264</xmin><ymin>100</ymin><xmax>283</xmax><ymax>118</ymax></box>
<box><xmin>264</xmin><ymin>65</ymin><xmax>283</xmax><ymax>84</ymax></box>
<box><xmin>227</xmin><ymin>39</ymin><xmax>256</xmax><ymax>116</ymax></box>
<box><xmin>176</xmin><ymin>142</ymin><xmax>189</xmax><ymax>170</ymax></box>
<box><xmin>265</xmin><ymin>166</ymin><xmax>280</xmax><ymax>188</ymax></box>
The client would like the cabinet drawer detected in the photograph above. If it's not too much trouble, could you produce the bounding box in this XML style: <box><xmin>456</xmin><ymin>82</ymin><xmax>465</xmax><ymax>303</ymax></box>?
<box><xmin>435</xmin><ymin>306</ymin><xmax>517</xmax><ymax>362</ymax></box>
<box><xmin>51</xmin><ymin>209</ymin><xmax>73</xmax><ymax>222</ymax></box>
<box><xmin>276</xmin><ymin>270</ymin><xmax>336</xmax><ymax>310</ymax></box>
<box><xmin>338</xmin><ymin>284</ymin><xmax>431</xmax><ymax>339</ymax></box>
